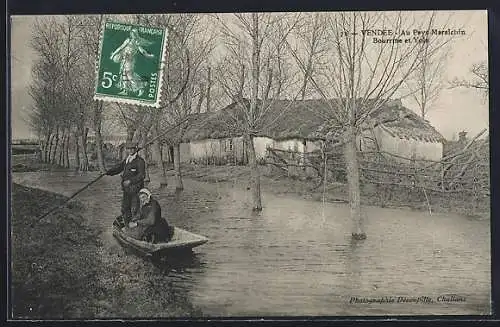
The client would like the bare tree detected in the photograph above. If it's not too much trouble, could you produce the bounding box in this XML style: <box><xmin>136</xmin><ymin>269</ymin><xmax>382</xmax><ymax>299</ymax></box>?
<box><xmin>214</xmin><ymin>13</ymin><xmax>301</xmax><ymax>211</ymax></box>
<box><xmin>58</xmin><ymin>16</ymin><xmax>94</xmax><ymax>171</ymax></box>
<box><xmin>29</xmin><ymin>18</ymin><xmax>63</xmax><ymax>163</ymax></box>
<box><xmin>76</xmin><ymin>14</ymin><xmax>108</xmax><ymax>173</ymax></box>
<box><xmin>28</xmin><ymin>59</ymin><xmax>60</xmax><ymax>162</ymax></box>
<box><xmin>152</xmin><ymin>13</ymin><xmax>216</xmax><ymax>191</ymax></box>
<box><xmin>293</xmin><ymin>13</ymin><xmax>330</xmax><ymax>100</ymax></box>
<box><xmin>450</xmin><ymin>60</ymin><xmax>488</xmax><ymax>100</ymax></box>
<box><xmin>287</xmin><ymin>11</ymin><xmax>451</xmax><ymax>239</ymax></box>
<box><xmin>405</xmin><ymin>12</ymin><xmax>457</xmax><ymax>119</ymax></box>
<box><xmin>29</xmin><ymin>16</ymin><xmax>87</xmax><ymax>169</ymax></box>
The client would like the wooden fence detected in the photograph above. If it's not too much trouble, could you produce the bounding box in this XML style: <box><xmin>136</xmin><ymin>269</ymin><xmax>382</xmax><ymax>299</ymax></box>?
<box><xmin>264</xmin><ymin>142</ymin><xmax>490</xmax><ymax>216</ymax></box>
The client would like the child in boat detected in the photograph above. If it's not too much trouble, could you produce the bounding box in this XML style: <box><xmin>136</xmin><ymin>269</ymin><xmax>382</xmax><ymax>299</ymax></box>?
<box><xmin>124</xmin><ymin>188</ymin><xmax>174</xmax><ymax>243</ymax></box>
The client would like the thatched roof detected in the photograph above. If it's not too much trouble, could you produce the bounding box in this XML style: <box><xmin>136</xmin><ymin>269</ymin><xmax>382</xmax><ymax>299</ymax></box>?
<box><xmin>179</xmin><ymin>98</ymin><xmax>444</xmax><ymax>143</ymax></box>
<box><xmin>370</xmin><ymin>102</ymin><xmax>445</xmax><ymax>143</ymax></box>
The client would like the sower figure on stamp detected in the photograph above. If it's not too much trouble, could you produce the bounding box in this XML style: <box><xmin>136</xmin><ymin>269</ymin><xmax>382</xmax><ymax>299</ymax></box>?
<box><xmin>110</xmin><ymin>28</ymin><xmax>155</xmax><ymax>97</ymax></box>
<box><xmin>106</xmin><ymin>142</ymin><xmax>146</xmax><ymax>225</ymax></box>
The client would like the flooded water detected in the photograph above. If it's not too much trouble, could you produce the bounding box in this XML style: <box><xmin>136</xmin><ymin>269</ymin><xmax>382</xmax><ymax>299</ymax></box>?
<box><xmin>12</xmin><ymin>170</ymin><xmax>491</xmax><ymax>316</ymax></box>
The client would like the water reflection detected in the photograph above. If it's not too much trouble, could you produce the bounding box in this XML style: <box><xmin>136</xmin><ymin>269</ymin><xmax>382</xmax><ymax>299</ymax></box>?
<box><xmin>150</xmin><ymin>251</ymin><xmax>206</xmax><ymax>275</ymax></box>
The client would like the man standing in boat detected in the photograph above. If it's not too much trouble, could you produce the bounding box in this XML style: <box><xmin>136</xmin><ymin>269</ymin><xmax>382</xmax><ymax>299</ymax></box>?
<box><xmin>106</xmin><ymin>142</ymin><xmax>146</xmax><ymax>225</ymax></box>
<box><xmin>127</xmin><ymin>188</ymin><xmax>174</xmax><ymax>243</ymax></box>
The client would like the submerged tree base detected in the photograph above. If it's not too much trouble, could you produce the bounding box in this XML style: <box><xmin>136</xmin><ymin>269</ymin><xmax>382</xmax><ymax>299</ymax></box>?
<box><xmin>352</xmin><ymin>232</ymin><xmax>367</xmax><ymax>240</ymax></box>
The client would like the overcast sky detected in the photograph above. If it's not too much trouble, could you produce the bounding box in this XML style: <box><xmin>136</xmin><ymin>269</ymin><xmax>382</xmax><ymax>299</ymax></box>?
<box><xmin>10</xmin><ymin>11</ymin><xmax>488</xmax><ymax>140</ymax></box>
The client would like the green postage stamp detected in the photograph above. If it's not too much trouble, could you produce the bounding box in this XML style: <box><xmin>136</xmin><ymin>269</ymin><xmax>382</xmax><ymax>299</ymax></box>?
<box><xmin>94</xmin><ymin>21</ymin><xmax>168</xmax><ymax>108</ymax></box>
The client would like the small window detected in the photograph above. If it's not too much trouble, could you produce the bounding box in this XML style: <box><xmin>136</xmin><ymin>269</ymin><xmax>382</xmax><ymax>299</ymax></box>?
<box><xmin>223</xmin><ymin>139</ymin><xmax>233</xmax><ymax>152</ymax></box>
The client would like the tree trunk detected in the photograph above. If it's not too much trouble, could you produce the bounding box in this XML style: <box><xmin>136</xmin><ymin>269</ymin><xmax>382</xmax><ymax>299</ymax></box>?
<box><xmin>300</xmin><ymin>34</ymin><xmax>315</xmax><ymax>100</ymax></box>
<box><xmin>137</xmin><ymin>127</ymin><xmax>150</xmax><ymax>186</ymax></box>
<box><xmin>75</xmin><ymin>129</ymin><xmax>81</xmax><ymax>171</ymax></box>
<box><xmin>43</xmin><ymin>130</ymin><xmax>52</xmax><ymax>162</ymax></box>
<box><xmin>152</xmin><ymin>123</ymin><xmax>168</xmax><ymax>188</ymax></box>
<box><xmin>52</xmin><ymin>128</ymin><xmax>60</xmax><ymax>165</ymax></box>
<box><xmin>61</xmin><ymin>132</ymin><xmax>66</xmax><ymax>167</ymax></box>
<box><xmin>246</xmin><ymin>134</ymin><xmax>262</xmax><ymax>211</ymax></box>
<box><xmin>420</xmin><ymin>103</ymin><xmax>427</xmax><ymax>120</ymax></box>
<box><xmin>64</xmin><ymin>132</ymin><xmax>69</xmax><ymax>167</ymax></box>
<box><xmin>144</xmin><ymin>150</ymin><xmax>151</xmax><ymax>186</ymax></box>
<box><xmin>59</xmin><ymin>131</ymin><xmax>65</xmax><ymax>167</ymax></box>
<box><xmin>247</xmin><ymin>14</ymin><xmax>262</xmax><ymax>211</ymax></box>
<box><xmin>344</xmin><ymin>127</ymin><xmax>366</xmax><ymax>240</ymax></box>
<box><xmin>206</xmin><ymin>66</ymin><xmax>212</xmax><ymax>113</ymax></box>
<box><xmin>195</xmin><ymin>88</ymin><xmax>205</xmax><ymax>114</ymax></box>
<box><xmin>39</xmin><ymin>138</ymin><xmax>45</xmax><ymax>162</ymax></box>
<box><xmin>94</xmin><ymin>101</ymin><xmax>106</xmax><ymax>173</ymax></box>
<box><xmin>61</xmin><ymin>132</ymin><xmax>66</xmax><ymax>168</ymax></box>
<box><xmin>95</xmin><ymin>128</ymin><xmax>106</xmax><ymax>173</ymax></box>
<box><xmin>48</xmin><ymin>133</ymin><xmax>55</xmax><ymax>163</ymax></box>
<box><xmin>65</xmin><ymin>132</ymin><xmax>70</xmax><ymax>168</ymax></box>
<box><xmin>159</xmin><ymin>145</ymin><xmax>170</xmax><ymax>189</ymax></box>
<box><xmin>58</xmin><ymin>130</ymin><xmax>65</xmax><ymax>166</ymax></box>
<box><xmin>80</xmin><ymin>127</ymin><xmax>89</xmax><ymax>171</ymax></box>
<box><xmin>126</xmin><ymin>126</ymin><xmax>135</xmax><ymax>143</ymax></box>
<box><xmin>50</xmin><ymin>130</ymin><xmax>56</xmax><ymax>164</ymax></box>
<box><xmin>173</xmin><ymin>143</ymin><xmax>183</xmax><ymax>191</ymax></box>
<box><xmin>42</xmin><ymin>134</ymin><xmax>49</xmax><ymax>162</ymax></box>
<box><xmin>151</xmin><ymin>141</ymin><xmax>163</xmax><ymax>167</ymax></box>
<box><xmin>169</xmin><ymin>146</ymin><xmax>174</xmax><ymax>164</ymax></box>
<box><xmin>150</xmin><ymin>125</ymin><xmax>162</xmax><ymax>166</ymax></box>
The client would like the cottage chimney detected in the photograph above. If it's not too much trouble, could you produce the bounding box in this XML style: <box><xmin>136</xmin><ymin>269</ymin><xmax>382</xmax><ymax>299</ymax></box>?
<box><xmin>458</xmin><ymin>131</ymin><xmax>467</xmax><ymax>143</ymax></box>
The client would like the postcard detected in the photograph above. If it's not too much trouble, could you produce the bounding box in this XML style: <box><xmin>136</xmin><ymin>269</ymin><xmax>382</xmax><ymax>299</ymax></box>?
<box><xmin>9</xmin><ymin>10</ymin><xmax>490</xmax><ymax>319</ymax></box>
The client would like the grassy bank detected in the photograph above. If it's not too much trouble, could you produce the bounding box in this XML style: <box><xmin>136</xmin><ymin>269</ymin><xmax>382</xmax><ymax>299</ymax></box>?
<box><xmin>11</xmin><ymin>183</ymin><xmax>202</xmax><ymax>319</ymax></box>
<box><xmin>176</xmin><ymin>164</ymin><xmax>489</xmax><ymax>218</ymax></box>
<box><xmin>11</xmin><ymin>183</ymin><xmax>104</xmax><ymax>318</ymax></box>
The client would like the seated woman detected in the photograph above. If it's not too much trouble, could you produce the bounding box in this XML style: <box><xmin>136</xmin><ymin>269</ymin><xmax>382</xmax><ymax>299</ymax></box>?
<box><xmin>124</xmin><ymin>188</ymin><xmax>174</xmax><ymax>243</ymax></box>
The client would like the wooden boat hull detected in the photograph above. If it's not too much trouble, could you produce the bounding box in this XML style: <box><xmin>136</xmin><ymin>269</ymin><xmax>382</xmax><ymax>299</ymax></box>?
<box><xmin>112</xmin><ymin>219</ymin><xmax>208</xmax><ymax>257</ymax></box>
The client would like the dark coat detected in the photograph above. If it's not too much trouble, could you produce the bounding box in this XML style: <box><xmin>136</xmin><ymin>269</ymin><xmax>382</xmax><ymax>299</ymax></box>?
<box><xmin>107</xmin><ymin>155</ymin><xmax>146</xmax><ymax>193</ymax></box>
<box><xmin>133</xmin><ymin>198</ymin><xmax>173</xmax><ymax>243</ymax></box>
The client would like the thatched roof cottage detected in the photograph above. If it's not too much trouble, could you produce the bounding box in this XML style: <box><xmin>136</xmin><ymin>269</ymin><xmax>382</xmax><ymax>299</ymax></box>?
<box><xmin>173</xmin><ymin>98</ymin><xmax>445</xmax><ymax>164</ymax></box>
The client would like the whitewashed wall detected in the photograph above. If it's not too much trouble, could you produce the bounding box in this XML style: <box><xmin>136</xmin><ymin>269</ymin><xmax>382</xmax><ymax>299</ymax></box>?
<box><xmin>180</xmin><ymin>143</ymin><xmax>191</xmax><ymax>163</ymax></box>
<box><xmin>179</xmin><ymin>126</ymin><xmax>443</xmax><ymax>166</ymax></box>
<box><xmin>414</xmin><ymin>140</ymin><xmax>443</xmax><ymax>161</ymax></box>
<box><xmin>184</xmin><ymin>137</ymin><xmax>247</xmax><ymax>163</ymax></box>
<box><xmin>374</xmin><ymin>127</ymin><xmax>443</xmax><ymax>161</ymax></box>
<box><xmin>159</xmin><ymin>143</ymin><xmax>191</xmax><ymax>163</ymax></box>
<box><xmin>190</xmin><ymin>139</ymin><xmax>220</xmax><ymax>160</ymax></box>
<box><xmin>253</xmin><ymin>137</ymin><xmax>275</xmax><ymax>159</ymax></box>
<box><xmin>273</xmin><ymin>139</ymin><xmax>306</xmax><ymax>153</ymax></box>
<box><xmin>305</xmin><ymin>140</ymin><xmax>322</xmax><ymax>152</ymax></box>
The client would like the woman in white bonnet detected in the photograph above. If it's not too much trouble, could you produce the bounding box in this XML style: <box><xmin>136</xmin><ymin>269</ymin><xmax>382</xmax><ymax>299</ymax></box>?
<box><xmin>126</xmin><ymin>188</ymin><xmax>174</xmax><ymax>242</ymax></box>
